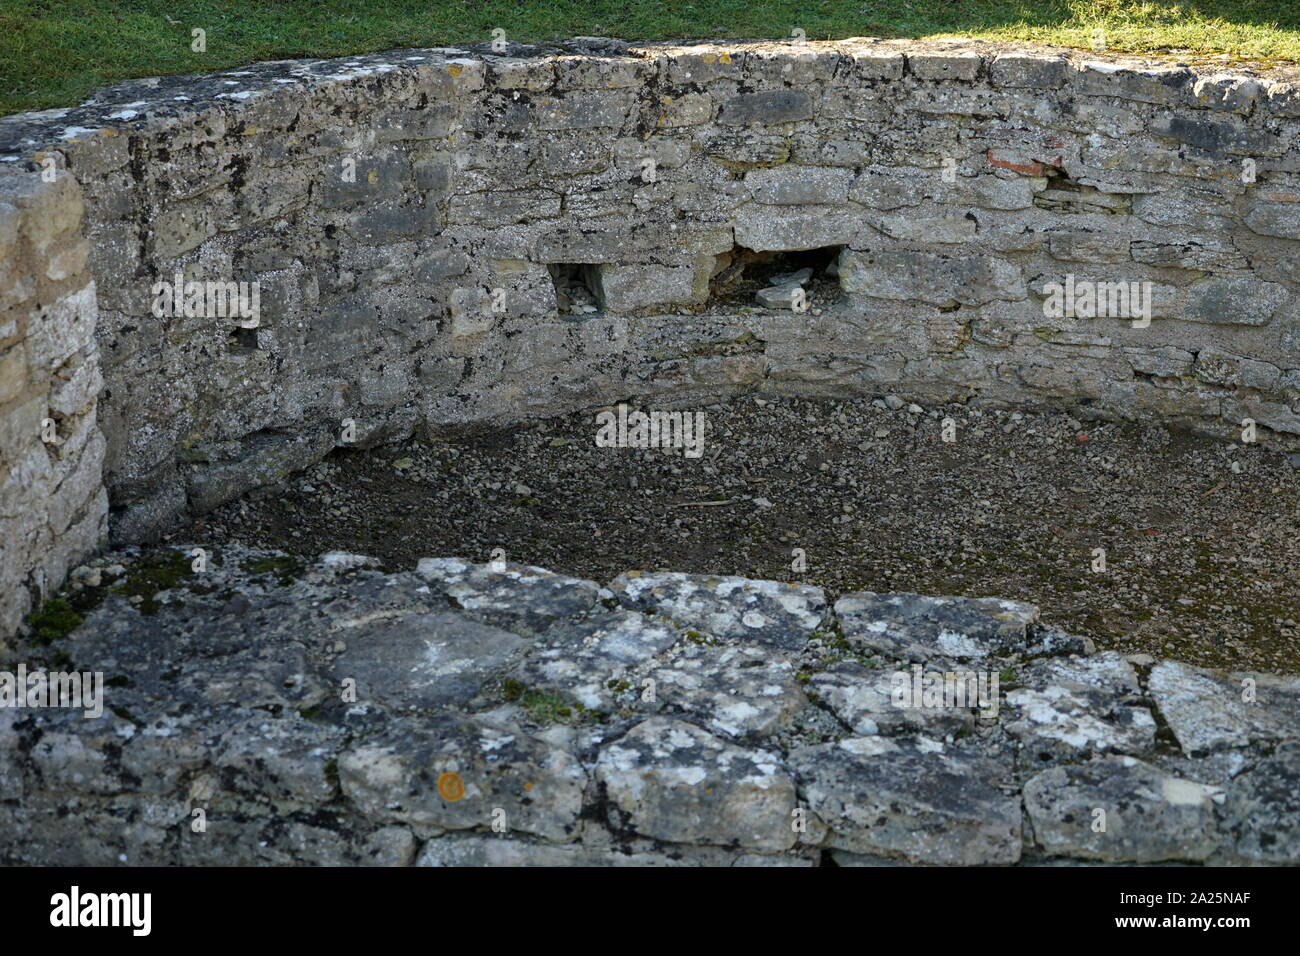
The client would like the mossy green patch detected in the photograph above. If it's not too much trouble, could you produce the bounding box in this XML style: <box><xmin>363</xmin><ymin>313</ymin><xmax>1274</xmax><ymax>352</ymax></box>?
<box><xmin>502</xmin><ymin>679</ymin><xmax>597</xmax><ymax>725</ymax></box>
<box><xmin>25</xmin><ymin>598</ymin><xmax>83</xmax><ymax>646</ymax></box>
<box><xmin>244</xmin><ymin>555</ymin><xmax>305</xmax><ymax>586</ymax></box>
<box><xmin>106</xmin><ymin>549</ymin><xmax>195</xmax><ymax>615</ymax></box>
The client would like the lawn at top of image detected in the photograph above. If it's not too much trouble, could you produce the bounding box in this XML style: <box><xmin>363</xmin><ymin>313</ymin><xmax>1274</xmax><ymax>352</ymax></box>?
<box><xmin>3</xmin><ymin>0</ymin><xmax>1300</xmax><ymax>116</ymax></box>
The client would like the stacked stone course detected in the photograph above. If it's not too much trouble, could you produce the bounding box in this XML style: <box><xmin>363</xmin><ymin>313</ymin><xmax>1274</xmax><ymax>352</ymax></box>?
<box><xmin>2</xmin><ymin>37</ymin><xmax>1300</xmax><ymax>636</ymax></box>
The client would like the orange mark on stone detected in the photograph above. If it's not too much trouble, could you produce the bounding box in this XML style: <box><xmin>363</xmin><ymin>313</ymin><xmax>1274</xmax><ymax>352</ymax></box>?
<box><xmin>523</xmin><ymin>782</ymin><xmax>533</xmax><ymax>791</ymax></box>
<box><xmin>437</xmin><ymin>772</ymin><xmax>466</xmax><ymax>802</ymax></box>
<box><xmin>986</xmin><ymin>148</ymin><xmax>1062</xmax><ymax>177</ymax></box>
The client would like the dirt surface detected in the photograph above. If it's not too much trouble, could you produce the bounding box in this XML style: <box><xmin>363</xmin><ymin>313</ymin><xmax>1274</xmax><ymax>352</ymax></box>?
<box><xmin>177</xmin><ymin>397</ymin><xmax>1300</xmax><ymax>674</ymax></box>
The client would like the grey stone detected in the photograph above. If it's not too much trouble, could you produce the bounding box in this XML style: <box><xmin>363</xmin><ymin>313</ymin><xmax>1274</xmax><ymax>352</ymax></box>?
<box><xmin>339</xmin><ymin>714</ymin><xmax>587</xmax><ymax>841</ymax></box>
<box><xmin>331</xmin><ymin>611</ymin><xmax>532</xmax><ymax>712</ymax></box>
<box><xmin>790</xmin><ymin>738</ymin><xmax>1022</xmax><ymax>864</ymax></box>
<box><xmin>415</xmin><ymin>557</ymin><xmax>604</xmax><ymax>637</ymax></box>
<box><xmin>608</xmin><ymin>570</ymin><xmax>827</xmax><ymax>654</ymax></box>
<box><xmin>509</xmin><ymin>609</ymin><xmax>682</xmax><ymax>712</ymax></box>
<box><xmin>1148</xmin><ymin>660</ymin><xmax>1300</xmax><ymax>756</ymax></box>
<box><xmin>594</xmin><ymin>717</ymin><xmax>799</xmax><ymax>851</ymax></box>
<box><xmin>636</xmin><ymin>640</ymin><xmax>807</xmax><ymax>740</ymax></box>
<box><xmin>1024</xmin><ymin>756</ymin><xmax>1224</xmax><ymax>862</ymax></box>
<box><xmin>809</xmin><ymin>662</ymin><xmax>979</xmax><ymax>736</ymax></box>
<box><xmin>1181</xmin><ymin>277</ymin><xmax>1291</xmax><ymax>325</ymax></box>
<box><xmin>1217</xmin><ymin>742</ymin><xmax>1300</xmax><ymax>863</ymax></box>
<box><xmin>1006</xmin><ymin>653</ymin><xmax>1157</xmax><ymax>763</ymax></box>
<box><xmin>834</xmin><ymin>591</ymin><xmax>1040</xmax><ymax>661</ymax></box>
<box><xmin>717</xmin><ymin>90</ymin><xmax>812</xmax><ymax>126</ymax></box>
<box><xmin>838</xmin><ymin>249</ymin><xmax>1026</xmax><ymax>306</ymax></box>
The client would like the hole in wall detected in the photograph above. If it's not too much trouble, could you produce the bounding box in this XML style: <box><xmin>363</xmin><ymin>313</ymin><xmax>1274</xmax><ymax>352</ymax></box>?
<box><xmin>227</xmin><ymin>326</ymin><xmax>259</xmax><ymax>352</ymax></box>
<box><xmin>548</xmin><ymin>263</ymin><xmax>605</xmax><ymax>317</ymax></box>
<box><xmin>706</xmin><ymin>244</ymin><xmax>844</xmax><ymax>310</ymax></box>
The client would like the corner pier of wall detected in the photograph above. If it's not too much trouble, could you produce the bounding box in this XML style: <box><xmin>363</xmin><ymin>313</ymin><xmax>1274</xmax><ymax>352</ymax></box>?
<box><xmin>2</xmin><ymin>37</ymin><xmax>1300</xmax><ymax>635</ymax></box>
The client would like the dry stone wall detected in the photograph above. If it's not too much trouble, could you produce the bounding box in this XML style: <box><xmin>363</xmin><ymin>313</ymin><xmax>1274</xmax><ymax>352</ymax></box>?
<box><xmin>4</xmin><ymin>547</ymin><xmax>1297</xmax><ymax>866</ymax></box>
<box><xmin>0</xmin><ymin>171</ymin><xmax>108</xmax><ymax>636</ymax></box>
<box><xmin>3</xmin><ymin>37</ymin><xmax>1300</xmax><ymax>636</ymax></box>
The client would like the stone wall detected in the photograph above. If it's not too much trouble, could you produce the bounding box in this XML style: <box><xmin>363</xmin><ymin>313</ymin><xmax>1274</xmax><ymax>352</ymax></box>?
<box><xmin>3</xmin><ymin>37</ymin><xmax>1300</xmax><ymax>634</ymax></box>
<box><xmin>4</xmin><ymin>547</ymin><xmax>1297</xmax><ymax>865</ymax></box>
<box><xmin>0</xmin><ymin>169</ymin><xmax>108</xmax><ymax>637</ymax></box>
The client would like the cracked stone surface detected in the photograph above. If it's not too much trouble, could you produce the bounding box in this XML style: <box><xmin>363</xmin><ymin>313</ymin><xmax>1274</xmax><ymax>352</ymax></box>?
<box><xmin>1148</xmin><ymin>660</ymin><xmax>1300</xmax><ymax>756</ymax></box>
<box><xmin>1</xmin><ymin>546</ymin><xmax>1297</xmax><ymax>865</ymax></box>
<box><xmin>1005</xmin><ymin>652</ymin><xmax>1157</xmax><ymax>764</ymax></box>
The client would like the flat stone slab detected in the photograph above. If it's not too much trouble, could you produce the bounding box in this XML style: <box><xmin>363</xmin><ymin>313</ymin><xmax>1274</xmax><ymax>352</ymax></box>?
<box><xmin>339</xmin><ymin>714</ymin><xmax>587</xmax><ymax>842</ymax></box>
<box><xmin>1218</xmin><ymin>742</ymin><xmax>1300</xmax><ymax>864</ymax></box>
<box><xmin>1024</xmin><ymin>756</ymin><xmax>1224</xmax><ymax>862</ymax></box>
<box><xmin>415</xmin><ymin>557</ymin><xmax>605</xmax><ymax>637</ymax></box>
<box><xmin>789</xmin><ymin>737</ymin><xmax>1022</xmax><ymax>865</ymax></box>
<box><xmin>1148</xmin><ymin>660</ymin><xmax>1300</xmax><ymax>756</ymax></box>
<box><xmin>608</xmin><ymin>571</ymin><xmax>827</xmax><ymax>654</ymax></box>
<box><xmin>1005</xmin><ymin>652</ymin><xmax>1157</xmax><ymax>763</ymax></box>
<box><xmin>332</xmin><ymin>612</ymin><xmax>531</xmax><ymax>712</ymax></box>
<box><xmin>594</xmin><ymin>717</ymin><xmax>799</xmax><ymax>851</ymax></box>
<box><xmin>634</xmin><ymin>641</ymin><xmax>807</xmax><ymax>740</ymax></box>
<box><xmin>509</xmin><ymin>609</ymin><xmax>681</xmax><ymax>712</ymax></box>
<box><xmin>808</xmin><ymin>662</ymin><xmax>978</xmax><ymax>737</ymax></box>
<box><xmin>834</xmin><ymin>592</ymin><xmax>1040</xmax><ymax>661</ymax></box>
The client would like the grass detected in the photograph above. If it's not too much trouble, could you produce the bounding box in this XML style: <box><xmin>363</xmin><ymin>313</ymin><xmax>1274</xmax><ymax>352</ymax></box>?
<box><xmin>2</xmin><ymin>1</ymin><xmax>1299</xmax><ymax>117</ymax></box>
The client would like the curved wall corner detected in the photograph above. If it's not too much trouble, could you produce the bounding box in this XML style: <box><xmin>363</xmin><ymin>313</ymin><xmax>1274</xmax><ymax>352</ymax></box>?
<box><xmin>3</xmin><ymin>38</ymin><xmax>1300</xmax><ymax>634</ymax></box>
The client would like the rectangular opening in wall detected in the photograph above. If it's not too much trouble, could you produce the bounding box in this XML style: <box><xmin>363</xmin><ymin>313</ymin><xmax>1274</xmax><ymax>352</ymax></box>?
<box><xmin>548</xmin><ymin>263</ymin><xmax>605</xmax><ymax>317</ymax></box>
<box><xmin>227</xmin><ymin>326</ymin><xmax>259</xmax><ymax>353</ymax></box>
<box><xmin>706</xmin><ymin>245</ymin><xmax>844</xmax><ymax>312</ymax></box>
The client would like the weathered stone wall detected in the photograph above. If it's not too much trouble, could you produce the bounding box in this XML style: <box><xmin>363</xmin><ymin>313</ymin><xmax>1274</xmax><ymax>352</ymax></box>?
<box><xmin>3</xmin><ymin>38</ymin><xmax>1300</xmax><ymax>633</ymax></box>
<box><xmin>4</xmin><ymin>548</ymin><xmax>1297</xmax><ymax>866</ymax></box>
<box><xmin>0</xmin><ymin>169</ymin><xmax>108</xmax><ymax>638</ymax></box>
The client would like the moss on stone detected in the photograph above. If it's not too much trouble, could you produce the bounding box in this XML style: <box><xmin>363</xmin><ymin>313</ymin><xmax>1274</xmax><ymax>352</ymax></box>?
<box><xmin>106</xmin><ymin>549</ymin><xmax>195</xmax><ymax>615</ymax></box>
<box><xmin>244</xmin><ymin>555</ymin><xmax>305</xmax><ymax>586</ymax></box>
<box><xmin>503</xmin><ymin>678</ymin><xmax>597</xmax><ymax>725</ymax></box>
<box><xmin>26</xmin><ymin>597</ymin><xmax>83</xmax><ymax>646</ymax></box>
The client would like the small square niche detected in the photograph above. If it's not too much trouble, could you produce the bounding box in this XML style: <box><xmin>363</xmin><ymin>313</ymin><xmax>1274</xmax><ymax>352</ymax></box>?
<box><xmin>548</xmin><ymin>263</ymin><xmax>605</xmax><ymax>317</ymax></box>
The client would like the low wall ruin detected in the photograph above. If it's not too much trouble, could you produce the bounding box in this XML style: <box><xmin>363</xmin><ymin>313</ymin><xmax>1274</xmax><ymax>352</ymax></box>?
<box><xmin>3</xmin><ymin>37</ymin><xmax>1300</xmax><ymax>635</ymax></box>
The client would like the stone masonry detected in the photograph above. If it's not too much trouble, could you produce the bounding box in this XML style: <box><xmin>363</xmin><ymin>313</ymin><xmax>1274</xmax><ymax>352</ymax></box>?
<box><xmin>0</xmin><ymin>171</ymin><xmax>109</xmax><ymax>637</ymax></box>
<box><xmin>1</xmin><ymin>547</ymin><xmax>1296</xmax><ymax>865</ymax></box>
<box><xmin>3</xmin><ymin>37</ymin><xmax>1300</xmax><ymax>638</ymax></box>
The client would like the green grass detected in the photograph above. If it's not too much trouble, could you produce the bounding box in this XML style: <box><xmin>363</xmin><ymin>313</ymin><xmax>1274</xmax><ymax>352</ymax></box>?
<box><xmin>2</xmin><ymin>2</ymin><xmax>1299</xmax><ymax>117</ymax></box>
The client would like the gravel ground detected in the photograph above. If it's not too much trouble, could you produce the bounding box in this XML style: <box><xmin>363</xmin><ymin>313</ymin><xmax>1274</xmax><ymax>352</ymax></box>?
<box><xmin>177</xmin><ymin>397</ymin><xmax>1300</xmax><ymax>674</ymax></box>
